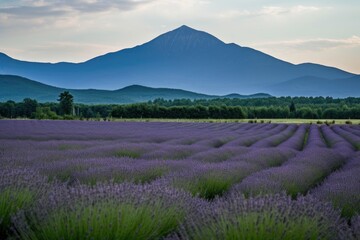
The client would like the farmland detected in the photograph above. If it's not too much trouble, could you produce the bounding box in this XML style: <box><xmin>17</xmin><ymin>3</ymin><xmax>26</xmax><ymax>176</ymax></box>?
<box><xmin>0</xmin><ymin>120</ymin><xmax>359</xmax><ymax>239</ymax></box>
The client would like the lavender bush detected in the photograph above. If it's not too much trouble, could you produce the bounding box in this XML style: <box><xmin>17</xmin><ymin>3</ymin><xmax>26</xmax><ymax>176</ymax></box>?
<box><xmin>233</xmin><ymin>148</ymin><xmax>347</xmax><ymax>197</ymax></box>
<box><xmin>332</xmin><ymin>125</ymin><xmax>360</xmax><ymax>150</ymax></box>
<box><xmin>12</xmin><ymin>182</ymin><xmax>200</xmax><ymax>240</ymax></box>
<box><xmin>312</xmin><ymin>153</ymin><xmax>360</xmax><ymax>217</ymax></box>
<box><xmin>174</xmin><ymin>193</ymin><xmax>353</xmax><ymax>240</ymax></box>
<box><xmin>0</xmin><ymin>168</ymin><xmax>49</xmax><ymax>238</ymax></box>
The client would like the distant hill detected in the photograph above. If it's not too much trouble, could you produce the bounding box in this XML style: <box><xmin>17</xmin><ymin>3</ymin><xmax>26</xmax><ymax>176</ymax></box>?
<box><xmin>269</xmin><ymin>75</ymin><xmax>360</xmax><ymax>98</ymax></box>
<box><xmin>0</xmin><ymin>75</ymin><xmax>271</xmax><ymax>104</ymax></box>
<box><xmin>0</xmin><ymin>25</ymin><xmax>358</xmax><ymax>97</ymax></box>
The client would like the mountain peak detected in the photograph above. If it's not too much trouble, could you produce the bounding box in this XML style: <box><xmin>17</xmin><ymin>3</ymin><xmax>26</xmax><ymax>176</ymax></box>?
<box><xmin>146</xmin><ymin>25</ymin><xmax>225</xmax><ymax>52</ymax></box>
<box><xmin>0</xmin><ymin>52</ymin><xmax>12</xmax><ymax>59</ymax></box>
<box><xmin>175</xmin><ymin>25</ymin><xmax>196</xmax><ymax>32</ymax></box>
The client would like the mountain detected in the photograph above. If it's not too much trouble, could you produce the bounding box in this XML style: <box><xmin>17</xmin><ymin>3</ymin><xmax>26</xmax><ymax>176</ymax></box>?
<box><xmin>0</xmin><ymin>25</ymin><xmax>358</xmax><ymax>96</ymax></box>
<box><xmin>269</xmin><ymin>75</ymin><xmax>360</xmax><ymax>98</ymax></box>
<box><xmin>0</xmin><ymin>75</ymin><xmax>271</xmax><ymax>104</ymax></box>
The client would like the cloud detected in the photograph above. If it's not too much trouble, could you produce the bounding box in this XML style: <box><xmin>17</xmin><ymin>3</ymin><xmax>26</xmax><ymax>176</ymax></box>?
<box><xmin>1</xmin><ymin>41</ymin><xmax>121</xmax><ymax>63</ymax></box>
<box><xmin>254</xmin><ymin>36</ymin><xmax>360</xmax><ymax>51</ymax></box>
<box><xmin>0</xmin><ymin>0</ymin><xmax>154</xmax><ymax>18</ymax></box>
<box><xmin>0</xmin><ymin>5</ymin><xmax>67</xmax><ymax>17</ymax></box>
<box><xmin>260</xmin><ymin>5</ymin><xmax>320</xmax><ymax>16</ymax></box>
<box><xmin>218</xmin><ymin>5</ymin><xmax>321</xmax><ymax>18</ymax></box>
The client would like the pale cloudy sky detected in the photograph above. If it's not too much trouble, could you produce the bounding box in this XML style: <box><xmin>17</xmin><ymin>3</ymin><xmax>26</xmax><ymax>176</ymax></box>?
<box><xmin>0</xmin><ymin>0</ymin><xmax>359</xmax><ymax>73</ymax></box>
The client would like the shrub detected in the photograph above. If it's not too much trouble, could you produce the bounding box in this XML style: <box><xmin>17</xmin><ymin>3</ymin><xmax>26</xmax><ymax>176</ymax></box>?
<box><xmin>0</xmin><ymin>188</ymin><xmax>35</xmax><ymax>237</ymax></box>
<box><xmin>19</xmin><ymin>201</ymin><xmax>181</xmax><ymax>240</ymax></box>
<box><xmin>177</xmin><ymin>194</ymin><xmax>352</xmax><ymax>240</ymax></box>
<box><xmin>63</xmin><ymin>114</ymin><xmax>75</xmax><ymax>120</ymax></box>
<box><xmin>0</xmin><ymin>169</ymin><xmax>48</xmax><ymax>238</ymax></box>
<box><xmin>13</xmin><ymin>183</ymin><xmax>190</xmax><ymax>240</ymax></box>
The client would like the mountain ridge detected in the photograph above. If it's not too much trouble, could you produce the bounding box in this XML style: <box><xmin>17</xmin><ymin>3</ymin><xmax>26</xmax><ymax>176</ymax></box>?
<box><xmin>0</xmin><ymin>25</ymin><xmax>358</xmax><ymax>96</ymax></box>
<box><xmin>0</xmin><ymin>75</ymin><xmax>271</xmax><ymax>104</ymax></box>
<box><xmin>269</xmin><ymin>75</ymin><xmax>360</xmax><ymax>97</ymax></box>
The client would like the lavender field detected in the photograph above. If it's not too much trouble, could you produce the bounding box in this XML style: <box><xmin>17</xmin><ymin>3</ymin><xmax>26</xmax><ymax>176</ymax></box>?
<box><xmin>1</xmin><ymin>120</ymin><xmax>359</xmax><ymax>239</ymax></box>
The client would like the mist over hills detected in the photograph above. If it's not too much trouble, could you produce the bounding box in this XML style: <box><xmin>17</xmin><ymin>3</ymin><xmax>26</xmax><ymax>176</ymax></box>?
<box><xmin>0</xmin><ymin>25</ymin><xmax>359</xmax><ymax>97</ymax></box>
<box><xmin>0</xmin><ymin>75</ymin><xmax>270</xmax><ymax>104</ymax></box>
<box><xmin>269</xmin><ymin>75</ymin><xmax>360</xmax><ymax>97</ymax></box>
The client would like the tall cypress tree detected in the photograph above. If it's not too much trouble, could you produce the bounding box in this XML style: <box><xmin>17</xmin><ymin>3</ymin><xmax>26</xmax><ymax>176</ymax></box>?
<box><xmin>58</xmin><ymin>91</ymin><xmax>74</xmax><ymax>115</ymax></box>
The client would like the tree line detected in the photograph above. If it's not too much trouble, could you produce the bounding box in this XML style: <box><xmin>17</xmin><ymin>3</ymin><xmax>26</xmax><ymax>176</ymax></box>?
<box><xmin>111</xmin><ymin>103</ymin><xmax>360</xmax><ymax>119</ymax></box>
<box><xmin>150</xmin><ymin>96</ymin><xmax>360</xmax><ymax>107</ymax></box>
<box><xmin>0</xmin><ymin>99</ymin><xmax>113</xmax><ymax>120</ymax></box>
<box><xmin>1</xmin><ymin>93</ymin><xmax>360</xmax><ymax>120</ymax></box>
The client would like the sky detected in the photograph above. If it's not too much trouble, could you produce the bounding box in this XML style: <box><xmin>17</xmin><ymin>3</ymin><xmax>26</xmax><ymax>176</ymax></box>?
<box><xmin>0</xmin><ymin>0</ymin><xmax>359</xmax><ymax>74</ymax></box>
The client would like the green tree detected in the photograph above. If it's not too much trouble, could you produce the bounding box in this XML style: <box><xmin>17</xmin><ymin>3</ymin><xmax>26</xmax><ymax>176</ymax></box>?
<box><xmin>3</xmin><ymin>101</ymin><xmax>16</xmax><ymax>118</ymax></box>
<box><xmin>34</xmin><ymin>107</ymin><xmax>58</xmax><ymax>120</ymax></box>
<box><xmin>289</xmin><ymin>101</ymin><xmax>296</xmax><ymax>113</ymax></box>
<box><xmin>297</xmin><ymin>107</ymin><xmax>318</xmax><ymax>119</ymax></box>
<box><xmin>22</xmin><ymin>98</ymin><xmax>38</xmax><ymax>118</ymax></box>
<box><xmin>322</xmin><ymin>108</ymin><xmax>338</xmax><ymax>119</ymax></box>
<box><xmin>58</xmin><ymin>91</ymin><xmax>74</xmax><ymax>115</ymax></box>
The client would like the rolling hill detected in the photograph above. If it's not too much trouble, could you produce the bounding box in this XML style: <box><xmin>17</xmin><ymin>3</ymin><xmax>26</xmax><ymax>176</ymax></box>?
<box><xmin>0</xmin><ymin>25</ymin><xmax>358</xmax><ymax>97</ymax></box>
<box><xmin>269</xmin><ymin>75</ymin><xmax>360</xmax><ymax>97</ymax></box>
<box><xmin>0</xmin><ymin>75</ymin><xmax>270</xmax><ymax>104</ymax></box>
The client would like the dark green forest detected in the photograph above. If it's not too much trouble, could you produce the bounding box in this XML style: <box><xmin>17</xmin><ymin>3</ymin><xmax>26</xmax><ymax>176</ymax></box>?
<box><xmin>1</xmin><ymin>96</ymin><xmax>360</xmax><ymax>120</ymax></box>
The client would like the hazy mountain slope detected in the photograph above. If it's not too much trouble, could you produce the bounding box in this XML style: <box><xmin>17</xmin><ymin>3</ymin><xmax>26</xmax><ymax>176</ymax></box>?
<box><xmin>0</xmin><ymin>75</ymin><xmax>270</xmax><ymax>104</ymax></box>
<box><xmin>0</xmin><ymin>25</ymin><xmax>356</xmax><ymax>96</ymax></box>
<box><xmin>269</xmin><ymin>76</ymin><xmax>360</xmax><ymax>97</ymax></box>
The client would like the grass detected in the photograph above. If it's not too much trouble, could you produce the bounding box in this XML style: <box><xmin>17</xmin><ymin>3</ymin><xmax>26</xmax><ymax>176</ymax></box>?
<box><xmin>285</xmin><ymin>160</ymin><xmax>345</xmax><ymax>198</ymax></box>
<box><xmin>334</xmin><ymin>199</ymin><xmax>360</xmax><ymax>218</ymax></box>
<box><xmin>152</xmin><ymin>150</ymin><xmax>194</xmax><ymax>160</ymax></box>
<box><xmin>186</xmin><ymin>176</ymin><xmax>234</xmax><ymax>200</ymax></box>
<box><xmin>320</xmin><ymin>191</ymin><xmax>360</xmax><ymax>218</ymax></box>
<box><xmin>18</xmin><ymin>200</ymin><xmax>184</xmax><ymax>240</ymax></box>
<box><xmin>45</xmin><ymin>165</ymin><xmax>86</xmax><ymax>182</ymax></box>
<box><xmin>77</xmin><ymin>167</ymin><xmax>169</xmax><ymax>186</ymax></box>
<box><xmin>188</xmin><ymin>210</ymin><xmax>326</xmax><ymax>240</ymax></box>
<box><xmin>57</xmin><ymin>144</ymin><xmax>85</xmax><ymax>151</ymax></box>
<box><xmin>194</xmin><ymin>151</ymin><xmax>237</xmax><ymax>163</ymax></box>
<box><xmin>114</xmin><ymin>149</ymin><xmax>142</xmax><ymax>159</ymax></box>
<box><xmin>0</xmin><ymin>188</ymin><xmax>35</xmax><ymax>238</ymax></box>
<box><xmin>302</xmin><ymin>127</ymin><xmax>310</xmax><ymax>150</ymax></box>
<box><xmin>282</xmin><ymin>169</ymin><xmax>329</xmax><ymax>198</ymax></box>
<box><xmin>132</xmin><ymin>167</ymin><xmax>169</xmax><ymax>184</ymax></box>
<box><xmin>355</xmin><ymin>143</ymin><xmax>360</xmax><ymax>151</ymax></box>
<box><xmin>175</xmin><ymin>171</ymin><xmax>247</xmax><ymax>200</ymax></box>
<box><xmin>210</xmin><ymin>137</ymin><xmax>234</xmax><ymax>148</ymax></box>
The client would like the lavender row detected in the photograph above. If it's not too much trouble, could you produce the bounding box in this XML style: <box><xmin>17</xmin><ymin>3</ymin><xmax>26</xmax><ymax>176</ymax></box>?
<box><xmin>321</xmin><ymin>125</ymin><xmax>355</xmax><ymax>156</ymax></box>
<box><xmin>11</xmin><ymin>182</ymin><xmax>203</xmax><ymax>240</ymax></box>
<box><xmin>160</xmin><ymin>148</ymin><xmax>296</xmax><ymax>199</ymax></box>
<box><xmin>172</xmin><ymin>193</ymin><xmax>354</xmax><ymax>240</ymax></box>
<box><xmin>340</xmin><ymin>125</ymin><xmax>360</xmax><ymax>137</ymax></box>
<box><xmin>331</xmin><ymin>125</ymin><xmax>360</xmax><ymax>150</ymax></box>
<box><xmin>231</xmin><ymin>147</ymin><xmax>348</xmax><ymax>198</ymax></box>
<box><xmin>305</xmin><ymin>124</ymin><xmax>328</xmax><ymax>148</ymax></box>
<box><xmin>4</xmin><ymin>179</ymin><xmax>357</xmax><ymax>240</ymax></box>
<box><xmin>251</xmin><ymin>124</ymin><xmax>298</xmax><ymax>148</ymax></box>
<box><xmin>311</xmin><ymin>153</ymin><xmax>360</xmax><ymax>218</ymax></box>
<box><xmin>278</xmin><ymin>124</ymin><xmax>309</xmax><ymax>150</ymax></box>
<box><xmin>225</xmin><ymin>124</ymin><xmax>288</xmax><ymax>147</ymax></box>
